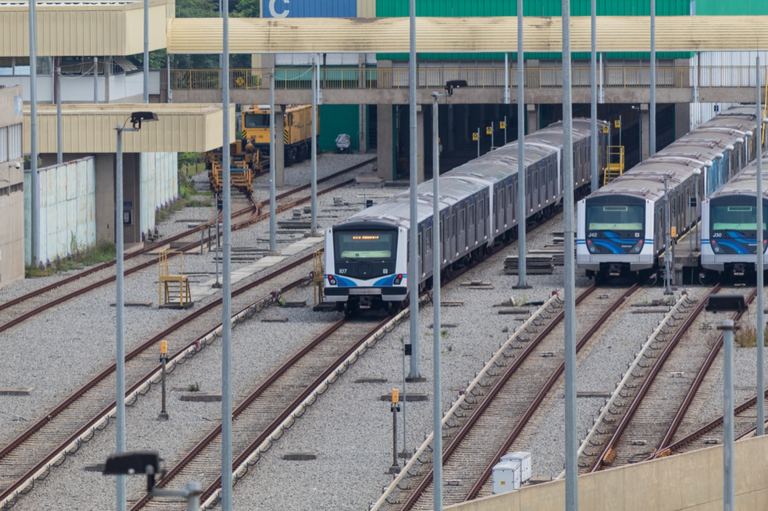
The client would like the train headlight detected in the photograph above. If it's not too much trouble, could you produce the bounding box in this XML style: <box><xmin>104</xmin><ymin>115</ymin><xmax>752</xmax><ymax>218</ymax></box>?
<box><xmin>327</xmin><ymin>275</ymin><xmax>337</xmax><ymax>285</ymax></box>
<box><xmin>629</xmin><ymin>240</ymin><xmax>644</xmax><ymax>254</ymax></box>
<box><xmin>586</xmin><ymin>240</ymin><xmax>598</xmax><ymax>254</ymax></box>
<box><xmin>393</xmin><ymin>274</ymin><xmax>404</xmax><ymax>285</ymax></box>
<box><xmin>711</xmin><ymin>241</ymin><xmax>723</xmax><ymax>254</ymax></box>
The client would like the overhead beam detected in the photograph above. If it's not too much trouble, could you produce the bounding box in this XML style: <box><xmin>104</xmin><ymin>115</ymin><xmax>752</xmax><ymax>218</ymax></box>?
<box><xmin>169</xmin><ymin>16</ymin><xmax>768</xmax><ymax>54</ymax></box>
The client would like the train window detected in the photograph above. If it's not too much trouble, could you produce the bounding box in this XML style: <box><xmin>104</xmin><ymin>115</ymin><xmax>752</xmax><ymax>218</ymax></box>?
<box><xmin>460</xmin><ymin>209</ymin><xmax>466</xmax><ymax>233</ymax></box>
<box><xmin>425</xmin><ymin>227</ymin><xmax>432</xmax><ymax>251</ymax></box>
<box><xmin>335</xmin><ymin>231</ymin><xmax>397</xmax><ymax>259</ymax></box>
<box><xmin>244</xmin><ymin>113</ymin><xmax>269</xmax><ymax>128</ymax></box>
<box><xmin>469</xmin><ymin>204</ymin><xmax>475</xmax><ymax>225</ymax></box>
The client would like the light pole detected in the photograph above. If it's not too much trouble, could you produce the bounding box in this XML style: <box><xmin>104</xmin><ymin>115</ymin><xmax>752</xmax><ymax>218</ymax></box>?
<box><xmin>706</xmin><ymin>294</ymin><xmax>746</xmax><ymax>511</ymax></box>
<box><xmin>429</xmin><ymin>80</ymin><xmax>464</xmax><ymax>511</ymax></box>
<box><xmin>407</xmin><ymin>0</ymin><xmax>421</xmax><ymax>381</ymax></box>
<box><xmin>756</xmin><ymin>59</ymin><xmax>766</xmax><ymax>436</ymax></box>
<box><xmin>663</xmin><ymin>175</ymin><xmax>673</xmax><ymax>295</ymax></box>
<box><xmin>115</xmin><ymin>111</ymin><xmax>158</xmax><ymax>511</ymax></box>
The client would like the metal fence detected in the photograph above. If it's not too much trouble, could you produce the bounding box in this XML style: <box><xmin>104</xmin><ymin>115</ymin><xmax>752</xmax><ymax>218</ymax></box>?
<box><xmin>170</xmin><ymin>66</ymin><xmax>768</xmax><ymax>91</ymax></box>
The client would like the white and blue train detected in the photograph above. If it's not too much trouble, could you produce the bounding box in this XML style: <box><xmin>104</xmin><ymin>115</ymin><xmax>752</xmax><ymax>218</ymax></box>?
<box><xmin>701</xmin><ymin>150</ymin><xmax>768</xmax><ymax>279</ymax></box>
<box><xmin>323</xmin><ymin>118</ymin><xmax>610</xmax><ymax>314</ymax></box>
<box><xmin>576</xmin><ymin>106</ymin><xmax>757</xmax><ymax>282</ymax></box>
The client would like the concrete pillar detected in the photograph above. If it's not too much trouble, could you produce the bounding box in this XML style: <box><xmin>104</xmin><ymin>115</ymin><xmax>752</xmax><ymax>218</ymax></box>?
<box><xmin>377</xmin><ymin>104</ymin><xmax>394</xmax><ymax>181</ymax></box>
<box><xmin>358</xmin><ymin>55</ymin><xmax>368</xmax><ymax>153</ymax></box>
<box><xmin>96</xmin><ymin>153</ymin><xmax>116</xmax><ymax>243</ymax></box>
<box><xmin>122</xmin><ymin>153</ymin><xmax>141</xmax><ymax>244</ymax></box>
<box><xmin>275</xmin><ymin>104</ymin><xmax>285</xmax><ymax>188</ymax></box>
<box><xmin>641</xmin><ymin>103</ymin><xmax>650</xmax><ymax>162</ymax></box>
<box><xmin>105</xmin><ymin>57</ymin><xmax>111</xmax><ymax>103</ymax></box>
<box><xmin>526</xmin><ymin>104</ymin><xmax>539</xmax><ymax>135</ymax></box>
<box><xmin>674</xmin><ymin>102</ymin><xmax>690</xmax><ymax>141</ymax></box>
<box><xmin>416</xmin><ymin>106</ymin><xmax>425</xmax><ymax>184</ymax></box>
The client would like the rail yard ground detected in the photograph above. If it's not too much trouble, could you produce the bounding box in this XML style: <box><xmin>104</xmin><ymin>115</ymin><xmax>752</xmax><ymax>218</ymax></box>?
<box><xmin>2</xmin><ymin>152</ymin><xmax>768</xmax><ymax>510</ymax></box>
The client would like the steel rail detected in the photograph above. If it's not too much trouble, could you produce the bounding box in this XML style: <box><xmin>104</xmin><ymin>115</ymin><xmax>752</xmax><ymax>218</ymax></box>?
<box><xmin>0</xmin><ymin>158</ymin><xmax>372</xmax><ymax>334</ymax></box>
<box><xmin>653</xmin><ymin>289</ymin><xmax>760</xmax><ymax>458</ymax></box>
<box><xmin>399</xmin><ymin>283</ymin><xmax>616</xmax><ymax>510</ymax></box>
<box><xmin>131</xmin><ymin>315</ymin><xmax>393</xmax><ymax>509</ymax></box>
<box><xmin>649</xmin><ymin>286</ymin><xmax>757</xmax><ymax>459</ymax></box>
<box><xmin>0</xmin><ymin>253</ymin><xmax>316</xmax><ymax>504</ymax></box>
<box><xmin>590</xmin><ymin>285</ymin><xmax>744</xmax><ymax>472</ymax></box>
<box><xmin>462</xmin><ymin>284</ymin><xmax>639</xmax><ymax>502</ymax></box>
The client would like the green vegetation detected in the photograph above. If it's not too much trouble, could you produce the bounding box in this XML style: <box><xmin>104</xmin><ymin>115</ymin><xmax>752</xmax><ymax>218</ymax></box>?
<box><xmin>440</xmin><ymin>328</ymin><xmax>449</xmax><ymax>338</ymax></box>
<box><xmin>187</xmin><ymin>382</ymin><xmax>201</xmax><ymax>392</ymax></box>
<box><xmin>25</xmin><ymin>238</ymin><xmax>116</xmax><ymax>277</ymax></box>
<box><xmin>501</xmin><ymin>326</ymin><xmax>509</xmax><ymax>333</ymax></box>
<box><xmin>736</xmin><ymin>324</ymin><xmax>768</xmax><ymax>348</ymax></box>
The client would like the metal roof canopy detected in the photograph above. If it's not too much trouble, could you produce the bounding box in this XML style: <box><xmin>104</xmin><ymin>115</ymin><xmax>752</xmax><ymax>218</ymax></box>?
<box><xmin>23</xmin><ymin>104</ymin><xmax>236</xmax><ymax>153</ymax></box>
<box><xmin>0</xmin><ymin>0</ymin><xmax>172</xmax><ymax>57</ymax></box>
<box><xmin>168</xmin><ymin>16</ymin><xmax>768</xmax><ymax>54</ymax></box>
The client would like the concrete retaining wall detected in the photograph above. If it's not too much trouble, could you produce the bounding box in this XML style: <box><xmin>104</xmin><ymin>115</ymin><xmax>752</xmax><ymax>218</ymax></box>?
<box><xmin>139</xmin><ymin>152</ymin><xmax>178</xmax><ymax>239</ymax></box>
<box><xmin>446</xmin><ymin>434</ymin><xmax>768</xmax><ymax>511</ymax></box>
<box><xmin>25</xmin><ymin>157</ymin><xmax>96</xmax><ymax>265</ymax></box>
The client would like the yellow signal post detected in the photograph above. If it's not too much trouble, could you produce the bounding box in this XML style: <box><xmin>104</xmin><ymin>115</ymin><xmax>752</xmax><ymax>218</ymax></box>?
<box><xmin>389</xmin><ymin>388</ymin><xmax>401</xmax><ymax>474</ymax></box>
<box><xmin>158</xmin><ymin>340</ymin><xmax>169</xmax><ymax>420</ymax></box>
<box><xmin>472</xmin><ymin>132</ymin><xmax>479</xmax><ymax>141</ymax></box>
<box><xmin>486</xmin><ymin>126</ymin><xmax>493</xmax><ymax>135</ymax></box>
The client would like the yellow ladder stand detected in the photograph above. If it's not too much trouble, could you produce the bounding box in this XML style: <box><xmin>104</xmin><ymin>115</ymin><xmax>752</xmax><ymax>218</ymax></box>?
<box><xmin>159</xmin><ymin>250</ymin><xmax>193</xmax><ymax>308</ymax></box>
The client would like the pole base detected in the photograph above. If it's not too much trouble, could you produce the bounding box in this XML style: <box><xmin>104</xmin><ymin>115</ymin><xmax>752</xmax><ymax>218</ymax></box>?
<box><xmin>388</xmin><ymin>465</ymin><xmax>401</xmax><ymax>475</ymax></box>
<box><xmin>212</xmin><ymin>282</ymin><xmax>222</xmax><ymax>289</ymax></box>
<box><xmin>398</xmin><ymin>450</ymin><xmax>412</xmax><ymax>459</ymax></box>
<box><xmin>157</xmin><ymin>412</ymin><xmax>170</xmax><ymax>421</ymax></box>
<box><xmin>513</xmin><ymin>285</ymin><xmax>533</xmax><ymax>290</ymax></box>
<box><xmin>405</xmin><ymin>376</ymin><xmax>427</xmax><ymax>383</ymax></box>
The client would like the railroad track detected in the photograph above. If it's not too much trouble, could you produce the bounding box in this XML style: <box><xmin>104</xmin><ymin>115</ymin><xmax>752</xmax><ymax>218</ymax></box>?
<box><xmin>0</xmin><ymin>158</ymin><xmax>374</xmax><ymax>335</ymax></box>
<box><xmin>373</xmin><ymin>284</ymin><xmax>638</xmax><ymax>510</ymax></box>
<box><xmin>583</xmin><ymin>287</ymin><xmax>757</xmax><ymax>472</ymax></box>
<box><xmin>0</xmin><ymin>252</ymin><xmax>321</xmax><ymax>509</ymax></box>
<box><xmin>129</xmin><ymin>314</ymin><xmax>395</xmax><ymax>510</ymax></box>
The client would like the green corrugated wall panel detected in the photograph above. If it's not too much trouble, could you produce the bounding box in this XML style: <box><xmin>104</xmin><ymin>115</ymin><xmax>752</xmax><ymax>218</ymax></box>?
<box><xmin>319</xmin><ymin>104</ymin><xmax>359</xmax><ymax>152</ymax></box>
<box><xmin>696</xmin><ymin>0</ymin><xmax>768</xmax><ymax>14</ymax></box>
<box><xmin>376</xmin><ymin>0</ymin><xmax>692</xmax><ymax>61</ymax></box>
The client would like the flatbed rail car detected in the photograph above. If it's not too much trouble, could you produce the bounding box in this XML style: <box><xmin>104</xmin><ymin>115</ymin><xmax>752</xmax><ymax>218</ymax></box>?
<box><xmin>701</xmin><ymin>151</ymin><xmax>768</xmax><ymax>279</ymax></box>
<box><xmin>323</xmin><ymin>118</ymin><xmax>610</xmax><ymax>314</ymax></box>
<box><xmin>209</xmin><ymin>160</ymin><xmax>253</xmax><ymax>197</ymax></box>
<box><xmin>576</xmin><ymin>106</ymin><xmax>757</xmax><ymax>282</ymax></box>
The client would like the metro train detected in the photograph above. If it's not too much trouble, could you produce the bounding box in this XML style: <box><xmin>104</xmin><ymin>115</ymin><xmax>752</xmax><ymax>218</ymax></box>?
<box><xmin>701</xmin><ymin>151</ymin><xmax>768</xmax><ymax>279</ymax></box>
<box><xmin>576</xmin><ymin>106</ymin><xmax>758</xmax><ymax>283</ymax></box>
<box><xmin>323</xmin><ymin>118</ymin><xmax>611</xmax><ymax>314</ymax></box>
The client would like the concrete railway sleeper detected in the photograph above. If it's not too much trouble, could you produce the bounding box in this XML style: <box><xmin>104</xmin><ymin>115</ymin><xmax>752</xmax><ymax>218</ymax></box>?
<box><xmin>0</xmin><ymin>254</ymin><xmax>317</xmax><ymax>509</ymax></box>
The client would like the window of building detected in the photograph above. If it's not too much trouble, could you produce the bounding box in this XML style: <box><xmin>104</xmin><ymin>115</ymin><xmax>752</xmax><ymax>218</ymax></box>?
<box><xmin>10</xmin><ymin>183</ymin><xmax>23</xmax><ymax>194</ymax></box>
<box><xmin>0</xmin><ymin>126</ymin><xmax>7</xmax><ymax>162</ymax></box>
<box><xmin>8</xmin><ymin>124</ymin><xmax>21</xmax><ymax>160</ymax></box>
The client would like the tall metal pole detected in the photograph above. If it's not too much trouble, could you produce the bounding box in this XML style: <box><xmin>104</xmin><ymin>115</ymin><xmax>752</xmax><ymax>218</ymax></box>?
<box><xmin>311</xmin><ymin>55</ymin><xmax>318</xmax><ymax>235</ymax></box>
<box><xmin>269</xmin><ymin>67</ymin><xmax>276</xmax><ymax>252</ymax></box>
<box><xmin>562</xmin><ymin>1</ymin><xmax>578</xmax><ymax>509</ymax></box>
<box><xmin>756</xmin><ymin>54</ymin><xmax>765</xmax><ymax>436</ymax></box>
<box><xmin>504</xmin><ymin>53</ymin><xmax>510</xmax><ymax>104</ymax></box>
<box><xmin>115</xmin><ymin>127</ymin><xmax>126</xmax><ymax>511</ymax></box>
<box><xmin>29</xmin><ymin>0</ymin><xmax>39</xmax><ymax>265</ymax></box>
<box><xmin>516</xmin><ymin>0</ymin><xmax>529</xmax><ymax>289</ymax></box>
<box><xmin>431</xmin><ymin>91</ymin><xmax>443</xmax><ymax>511</ymax></box>
<box><xmin>650</xmin><ymin>0</ymin><xmax>656</xmax><ymax>156</ymax></box>
<box><xmin>664</xmin><ymin>176</ymin><xmax>672</xmax><ymax>294</ymax></box>
<box><xmin>221</xmin><ymin>0</ymin><xmax>233</xmax><ymax>507</ymax></box>
<box><xmin>143</xmin><ymin>0</ymin><xmax>149</xmax><ymax>103</ymax></box>
<box><xmin>590</xmin><ymin>0</ymin><xmax>598</xmax><ymax>191</ymax></box>
<box><xmin>408</xmin><ymin>0</ymin><xmax>421</xmax><ymax>379</ymax></box>
<box><xmin>722</xmin><ymin>319</ymin><xmax>735</xmax><ymax>511</ymax></box>
<box><xmin>56</xmin><ymin>65</ymin><xmax>62</xmax><ymax>164</ymax></box>
<box><xmin>94</xmin><ymin>57</ymin><xmax>98</xmax><ymax>103</ymax></box>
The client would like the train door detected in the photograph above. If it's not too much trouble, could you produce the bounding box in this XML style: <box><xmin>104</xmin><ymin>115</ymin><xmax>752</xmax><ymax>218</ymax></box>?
<box><xmin>439</xmin><ymin>210</ymin><xmax>447</xmax><ymax>266</ymax></box>
<box><xmin>468</xmin><ymin>201</ymin><xmax>476</xmax><ymax>248</ymax></box>
<box><xmin>423</xmin><ymin>222</ymin><xmax>433</xmax><ymax>277</ymax></box>
<box><xmin>496</xmin><ymin>185</ymin><xmax>505</xmax><ymax>232</ymax></box>
<box><xmin>539</xmin><ymin>163</ymin><xmax>546</xmax><ymax>206</ymax></box>
<box><xmin>477</xmin><ymin>195</ymin><xmax>486</xmax><ymax>242</ymax></box>
<box><xmin>451</xmin><ymin>206</ymin><xmax>457</xmax><ymax>257</ymax></box>
<box><xmin>510</xmin><ymin>179</ymin><xmax>517</xmax><ymax>225</ymax></box>
<box><xmin>458</xmin><ymin>206</ymin><xmax>467</xmax><ymax>252</ymax></box>
<box><xmin>547</xmin><ymin>160</ymin><xmax>554</xmax><ymax>201</ymax></box>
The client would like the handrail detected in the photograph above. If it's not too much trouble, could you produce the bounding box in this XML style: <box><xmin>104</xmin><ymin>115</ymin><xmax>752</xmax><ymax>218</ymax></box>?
<box><xmin>170</xmin><ymin>65</ymin><xmax>768</xmax><ymax>91</ymax></box>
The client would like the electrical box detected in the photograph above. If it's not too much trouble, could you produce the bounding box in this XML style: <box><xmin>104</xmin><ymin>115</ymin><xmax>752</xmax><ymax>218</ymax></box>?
<box><xmin>492</xmin><ymin>461</ymin><xmax>521</xmax><ymax>494</ymax></box>
<box><xmin>501</xmin><ymin>452</ymin><xmax>532</xmax><ymax>483</ymax></box>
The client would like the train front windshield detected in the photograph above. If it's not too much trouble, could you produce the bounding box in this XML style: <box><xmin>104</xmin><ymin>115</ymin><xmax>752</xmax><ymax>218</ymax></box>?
<box><xmin>244</xmin><ymin>113</ymin><xmax>269</xmax><ymax>128</ymax></box>
<box><xmin>334</xmin><ymin>232</ymin><xmax>396</xmax><ymax>260</ymax></box>
<box><xmin>585</xmin><ymin>197</ymin><xmax>645</xmax><ymax>254</ymax></box>
<box><xmin>710</xmin><ymin>199</ymin><xmax>768</xmax><ymax>255</ymax></box>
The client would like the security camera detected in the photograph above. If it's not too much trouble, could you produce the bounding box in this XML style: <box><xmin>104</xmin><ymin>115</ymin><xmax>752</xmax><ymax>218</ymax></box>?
<box><xmin>13</xmin><ymin>162</ymin><xmax>20</xmax><ymax>169</ymax></box>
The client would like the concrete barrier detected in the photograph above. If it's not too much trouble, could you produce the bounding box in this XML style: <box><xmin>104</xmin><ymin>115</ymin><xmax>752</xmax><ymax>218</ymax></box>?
<box><xmin>446</xmin><ymin>434</ymin><xmax>768</xmax><ymax>511</ymax></box>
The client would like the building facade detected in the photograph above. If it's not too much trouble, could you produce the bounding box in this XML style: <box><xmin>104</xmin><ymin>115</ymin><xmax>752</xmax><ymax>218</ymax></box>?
<box><xmin>0</xmin><ymin>84</ymin><xmax>24</xmax><ymax>287</ymax></box>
